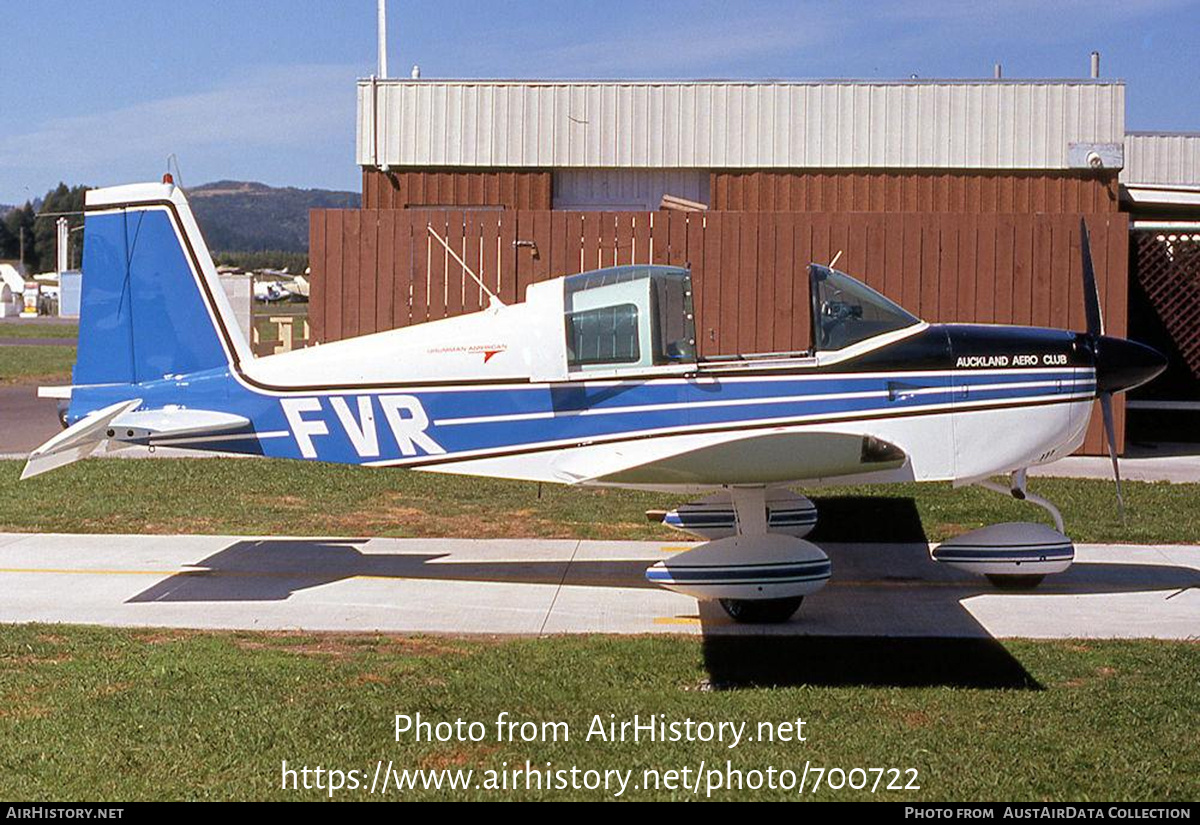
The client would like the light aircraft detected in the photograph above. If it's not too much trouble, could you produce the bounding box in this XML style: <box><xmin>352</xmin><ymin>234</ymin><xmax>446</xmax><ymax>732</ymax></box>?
<box><xmin>23</xmin><ymin>180</ymin><xmax>1166</xmax><ymax>622</ymax></box>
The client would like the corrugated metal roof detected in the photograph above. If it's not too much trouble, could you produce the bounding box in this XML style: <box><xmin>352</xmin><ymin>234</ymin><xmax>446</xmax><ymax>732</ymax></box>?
<box><xmin>357</xmin><ymin>79</ymin><xmax>1125</xmax><ymax>171</ymax></box>
<box><xmin>1123</xmin><ymin>132</ymin><xmax>1200</xmax><ymax>185</ymax></box>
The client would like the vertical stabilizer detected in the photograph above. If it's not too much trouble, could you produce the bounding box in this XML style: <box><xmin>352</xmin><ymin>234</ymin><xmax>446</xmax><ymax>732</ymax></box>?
<box><xmin>74</xmin><ymin>182</ymin><xmax>250</xmax><ymax>386</ymax></box>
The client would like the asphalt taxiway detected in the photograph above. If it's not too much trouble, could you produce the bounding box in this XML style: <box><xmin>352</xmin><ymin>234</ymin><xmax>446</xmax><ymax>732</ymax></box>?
<box><xmin>0</xmin><ymin>533</ymin><xmax>1195</xmax><ymax>638</ymax></box>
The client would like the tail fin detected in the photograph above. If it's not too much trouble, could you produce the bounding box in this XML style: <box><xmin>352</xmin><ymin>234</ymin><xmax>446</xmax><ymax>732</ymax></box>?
<box><xmin>74</xmin><ymin>182</ymin><xmax>250</xmax><ymax>385</ymax></box>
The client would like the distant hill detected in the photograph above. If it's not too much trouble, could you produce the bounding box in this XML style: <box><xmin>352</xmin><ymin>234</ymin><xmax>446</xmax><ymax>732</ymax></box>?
<box><xmin>186</xmin><ymin>180</ymin><xmax>360</xmax><ymax>253</ymax></box>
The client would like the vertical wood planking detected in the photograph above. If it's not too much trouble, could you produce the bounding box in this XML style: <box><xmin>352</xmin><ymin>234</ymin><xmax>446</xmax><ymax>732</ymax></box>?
<box><xmin>341</xmin><ymin>210</ymin><xmax>360</xmax><ymax>339</ymax></box>
<box><xmin>699</xmin><ymin>212</ymin><xmax>723</xmax><ymax>355</ymax></box>
<box><xmin>548</xmin><ymin>211</ymin><xmax>572</xmax><ymax>281</ymax></box>
<box><xmin>513</xmin><ymin>212</ymin><xmax>535</xmax><ymax>297</ymax></box>
<box><xmin>956</xmin><ymin>214</ymin><xmax>978</xmax><ymax>323</ymax></box>
<box><xmin>920</xmin><ymin>220</ymin><xmax>941</xmax><ymax>320</ymax></box>
<box><xmin>614</xmin><ymin>213</ymin><xmax>630</xmax><ymax>265</ymax></box>
<box><xmin>498</xmin><ymin>211</ymin><xmax>518</xmax><ymax>304</ymax></box>
<box><xmin>650</xmin><ymin>212</ymin><xmax>671</xmax><ymax>266</ymax></box>
<box><xmin>359</xmin><ymin>210</ymin><xmax>379</xmax><ymax>335</ymax></box>
<box><xmin>900</xmin><ymin>213</ymin><xmax>923</xmax><ymax>313</ymax></box>
<box><xmin>309</xmin><ymin>210</ymin><xmax>327</xmax><ymax>342</ymax></box>
<box><xmin>1012</xmin><ymin>215</ymin><xmax>1034</xmax><ymax>325</ymax></box>
<box><xmin>1048</xmin><ymin>219</ymin><xmax>1070</xmax><ymax>335</ymax></box>
<box><xmin>392</xmin><ymin>211</ymin><xmax>413</xmax><ymax>328</ymax></box>
<box><xmin>773</xmin><ymin>215</ymin><xmax>796</xmax><ymax>352</ymax></box>
<box><xmin>580</xmin><ymin>212</ymin><xmax>604</xmax><ymax>274</ymax></box>
<box><xmin>1032</xmin><ymin>217</ymin><xmax>1053</xmax><ymax>328</ymax></box>
<box><xmin>444</xmin><ymin>211</ymin><xmax>465</xmax><ymax>319</ymax></box>
<box><xmin>882</xmin><ymin>213</ymin><xmax>905</xmax><ymax>305</ymax></box>
<box><xmin>938</xmin><ymin>218</ymin><xmax>959</xmax><ymax>322</ymax></box>
<box><xmin>993</xmin><ymin>214</ymin><xmax>1014</xmax><ymax>324</ymax></box>
<box><xmin>720</xmin><ymin>213</ymin><xmax>742</xmax><ymax>353</ymax></box>
<box><xmin>738</xmin><ymin>215</ymin><xmax>759</xmax><ymax>353</ymax></box>
<box><xmin>756</xmin><ymin>215</ymin><xmax>776</xmax><ymax>352</ymax></box>
<box><xmin>408</xmin><ymin>209</ymin><xmax>430</xmax><ymax>325</ymax></box>
<box><xmin>530</xmin><ymin>210</ymin><xmax>554</xmax><ymax>282</ymax></box>
<box><xmin>377</xmin><ymin>210</ymin><xmax>395</xmax><ymax>329</ymax></box>
<box><xmin>667</xmin><ymin>211</ymin><xmax>691</xmax><ymax>269</ymax></box>
<box><xmin>791</xmin><ymin>219</ymin><xmax>812</xmax><ymax>350</ymax></box>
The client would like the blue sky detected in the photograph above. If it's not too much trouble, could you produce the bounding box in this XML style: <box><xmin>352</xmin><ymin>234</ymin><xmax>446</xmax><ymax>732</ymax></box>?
<box><xmin>1</xmin><ymin>0</ymin><xmax>1197</xmax><ymax>203</ymax></box>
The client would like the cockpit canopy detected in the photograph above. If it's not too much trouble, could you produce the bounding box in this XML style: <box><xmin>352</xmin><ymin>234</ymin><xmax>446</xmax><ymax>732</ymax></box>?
<box><xmin>808</xmin><ymin>265</ymin><xmax>920</xmax><ymax>352</ymax></box>
<box><xmin>523</xmin><ymin>262</ymin><xmax>918</xmax><ymax>381</ymax></box>
<box><xmin>563</xmin><ymin>265</ymin><xmax>696</xmax><ymax>373</ymax></box>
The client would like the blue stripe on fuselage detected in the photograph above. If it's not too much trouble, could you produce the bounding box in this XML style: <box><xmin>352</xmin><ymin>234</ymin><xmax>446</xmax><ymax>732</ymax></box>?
<box><xmin>65</xmin><ymin>367</ymin><xmax>1095</xmax><ymax>467</ymax></box>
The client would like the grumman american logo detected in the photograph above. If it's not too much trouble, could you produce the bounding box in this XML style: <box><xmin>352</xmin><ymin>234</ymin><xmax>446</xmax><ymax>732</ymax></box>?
<box><xmin>427</xmin><ymin>343</ymin><xmax>509</xmax><ymax>363</ymax></box>
<box><xmin>279</xmin><ymin>396</ymin><xmax>445</xmax><ymax>459</ymax></box>
<box><xmin>956</xmin><ymin>354</ymin><xmax>1069</xmax><ymax>368</ymax></box>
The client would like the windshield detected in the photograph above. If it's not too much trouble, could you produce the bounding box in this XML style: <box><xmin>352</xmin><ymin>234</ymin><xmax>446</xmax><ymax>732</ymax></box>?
<box><xmin>810</xmin><ymin>265</ymin><xmax>920</xmax><ymax>351</ymax></box>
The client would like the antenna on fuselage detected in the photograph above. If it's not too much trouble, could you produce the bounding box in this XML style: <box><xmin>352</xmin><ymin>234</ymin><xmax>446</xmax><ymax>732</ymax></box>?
<box><xmin>829</xmin><ymin>250</ymin><xmax>843</xmax><ymax>269</ymax></box>
<box><xmin>426</xmin><ymin>224</ymin><xmax>505</xmax><ymax>308</ymax></box>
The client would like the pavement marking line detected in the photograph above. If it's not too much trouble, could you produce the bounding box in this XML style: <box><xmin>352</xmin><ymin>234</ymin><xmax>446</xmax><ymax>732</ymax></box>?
<box><xmin>653</xmin><ymin>616</ymin><xmax>701</xmax><ymax>626</ymax></box>
<box><xmin>0</xmin><ymin>567</ymin><xmax>183</xmax><ymax>576</ymax></box>
<box><xmin>538</xmin><ymin>539</ymin><xmax>581</xmax><ymax>637</ymax></box>
<box><xmin>0</xmin><ymin>567</ymin><xmax>409</xmax><ymax>582</ymax></box>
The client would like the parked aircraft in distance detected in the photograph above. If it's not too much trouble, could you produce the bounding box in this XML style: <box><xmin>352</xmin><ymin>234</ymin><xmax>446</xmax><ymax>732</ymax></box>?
<box><xmin>24</xmin><ymin>180</ymin><xmax>1165</xmax><ymax>622</ymax></box>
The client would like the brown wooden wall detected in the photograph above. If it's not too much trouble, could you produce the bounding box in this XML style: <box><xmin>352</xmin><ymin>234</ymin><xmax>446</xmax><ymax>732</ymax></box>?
<box><xmin>710</xmin><ymin>170</ymin><xmax>1120</xmax><ymax>214</ymax></box>
<box><xmin>309</xmin><ymin>209</ymin><xmax>1128</xmax><ymax>455</ymax></box>
<box><xmin>362</xmin><ymin>168</ymin><xmax>552</xmax><ymax>210</ymax></box>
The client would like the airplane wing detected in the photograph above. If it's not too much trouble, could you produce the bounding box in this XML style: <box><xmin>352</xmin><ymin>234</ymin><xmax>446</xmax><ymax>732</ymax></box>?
<box><xmin>566</xmin><ymin>430</ymin><xmax>907</xmax><ymax>486</ymax></box>
<box><xmin>21</xmin><ymin>403</ymin><xmax>252</xmax><ymax>480</ymax></box>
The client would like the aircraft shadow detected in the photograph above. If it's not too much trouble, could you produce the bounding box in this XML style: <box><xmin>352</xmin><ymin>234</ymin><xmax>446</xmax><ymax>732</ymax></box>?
<box><xmin>805</xmin><ymin>495</ymin><xmax>930</xmax><ymax>543</ymax></box>
<box><xmin>123</xmin><ymin>528</ymin><xmax>1198</xmax><ymax>690</ymax></box>
<box><xmin>699</xmin><ymin>635</ymin><xmax>1042</xmax><ymax>690</ymax></box>
<box><xmin>126</xmin><ymin>538</ymin><xmax>658</xmax><ymax>603</ymax></box>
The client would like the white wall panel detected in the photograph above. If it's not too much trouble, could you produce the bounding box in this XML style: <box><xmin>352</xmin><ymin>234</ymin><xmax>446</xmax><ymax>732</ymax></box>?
<box><xmin>1124</xmin><ymin>132</ymin><xmax>1200</xmax><ymax>185</ymax></box>
<box><xmin>358</xmin><ymin>80</ymin><xmax>1126</xmax><ymax>171</ymax></box>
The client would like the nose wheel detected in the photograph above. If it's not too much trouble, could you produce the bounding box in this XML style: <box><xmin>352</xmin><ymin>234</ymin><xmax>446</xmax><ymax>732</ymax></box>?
<box><xmin>934</xmin><ymin>470</ymin><xmax>1072</xmax><ymax>590</ymax></box>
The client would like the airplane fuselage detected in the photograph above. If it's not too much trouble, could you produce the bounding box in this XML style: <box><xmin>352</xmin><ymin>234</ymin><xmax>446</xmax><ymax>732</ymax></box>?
<box><xmin>66</xmin><ymin>322</ymin><xmax>1096</xmax><ymax>491</ymax></box>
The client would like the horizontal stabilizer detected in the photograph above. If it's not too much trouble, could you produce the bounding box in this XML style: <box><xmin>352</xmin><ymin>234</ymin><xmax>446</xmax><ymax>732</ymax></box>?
<box><xmin>37</xmin><ymin>386</ymin><xmax>72</xmax><ymax>400</ymax></box>
<box><xmin>107</xmin><ymin>409</ymin><xmax>251</xmax><ymax>443</ymax></box>
<box><xmin>20</xmin><ymin>403</ymin><xmax>253</xmax><ymax>480</ymax></box>
<box><xmin>21</xmin><ymin>399</ymin><xmax>142</xmax><ymax>480</ymax></box>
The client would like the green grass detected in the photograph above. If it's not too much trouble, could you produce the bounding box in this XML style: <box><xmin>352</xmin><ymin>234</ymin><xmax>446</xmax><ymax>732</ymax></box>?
<box><xmin>1</xmin><ymin>457</ymin><xmax>1197</xmax><ymax>544</ymax></box>
<box><xmin>0</xmin><ymin>323</ymin><xmax>78</xmax><ymax>340</ymax></box>
<box><xmin>0</xmin><ymin>626</ymin><xmax>1193</xmax><ymax>800</ymax></box>
<box><xmin>0</xmin><ymin>345</ymin><xmax>75</xmax><ymax>384</ymax></box>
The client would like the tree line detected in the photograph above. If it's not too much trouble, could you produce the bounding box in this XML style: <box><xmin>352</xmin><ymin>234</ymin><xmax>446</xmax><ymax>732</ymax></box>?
<box><xmin>1</xmin><ymin>181</ymin><xmax>318</xmax><ymax>275</ymax></box>
<box><xmin>0</xmin><ymin>183</ymin><xmax>88</xmax><ymax>273</ymax></box>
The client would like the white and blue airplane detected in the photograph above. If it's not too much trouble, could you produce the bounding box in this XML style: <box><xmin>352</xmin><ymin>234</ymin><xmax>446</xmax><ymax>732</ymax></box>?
<box><xmin>23</xmin><ymin>180</ymin><xmax>1166</xmax><ymax>622</ymax></box>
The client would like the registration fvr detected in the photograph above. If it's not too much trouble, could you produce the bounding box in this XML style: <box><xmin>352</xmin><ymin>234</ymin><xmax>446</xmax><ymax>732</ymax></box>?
<box><xmin>279</xmin><ymin>396</ymin><xmax>445</xmax><ymax>459</ymax></box>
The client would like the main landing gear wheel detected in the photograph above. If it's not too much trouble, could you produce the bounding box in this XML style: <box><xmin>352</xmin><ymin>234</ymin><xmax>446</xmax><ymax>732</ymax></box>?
<box><xmin>985</xmin><ymin>574</ymin><xmax>1046</xmax><ymax>590</ymax></box>
<box><xmin>718</xmin><ymin>596</ymin><xmax>804</xmax><ymax>624</ymax></box>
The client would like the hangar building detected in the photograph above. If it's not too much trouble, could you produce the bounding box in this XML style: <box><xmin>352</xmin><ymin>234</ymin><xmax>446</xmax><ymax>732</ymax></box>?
<box><xmin>308</xmin><ymin>75</ymin><xmax>1200</xmax><ymax>455</ymax></box>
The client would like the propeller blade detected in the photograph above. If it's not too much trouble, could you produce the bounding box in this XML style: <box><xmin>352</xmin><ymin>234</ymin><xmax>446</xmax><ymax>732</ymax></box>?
<box><xmin>1099</xmin><ymin>391</ymin><xmax>1126</xmax><ymax>525</ymax></box>
<box><xmin>1079</xmin><ymin>218</ymin><xmax>1104</xmax><ymax>337</ymax></box>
